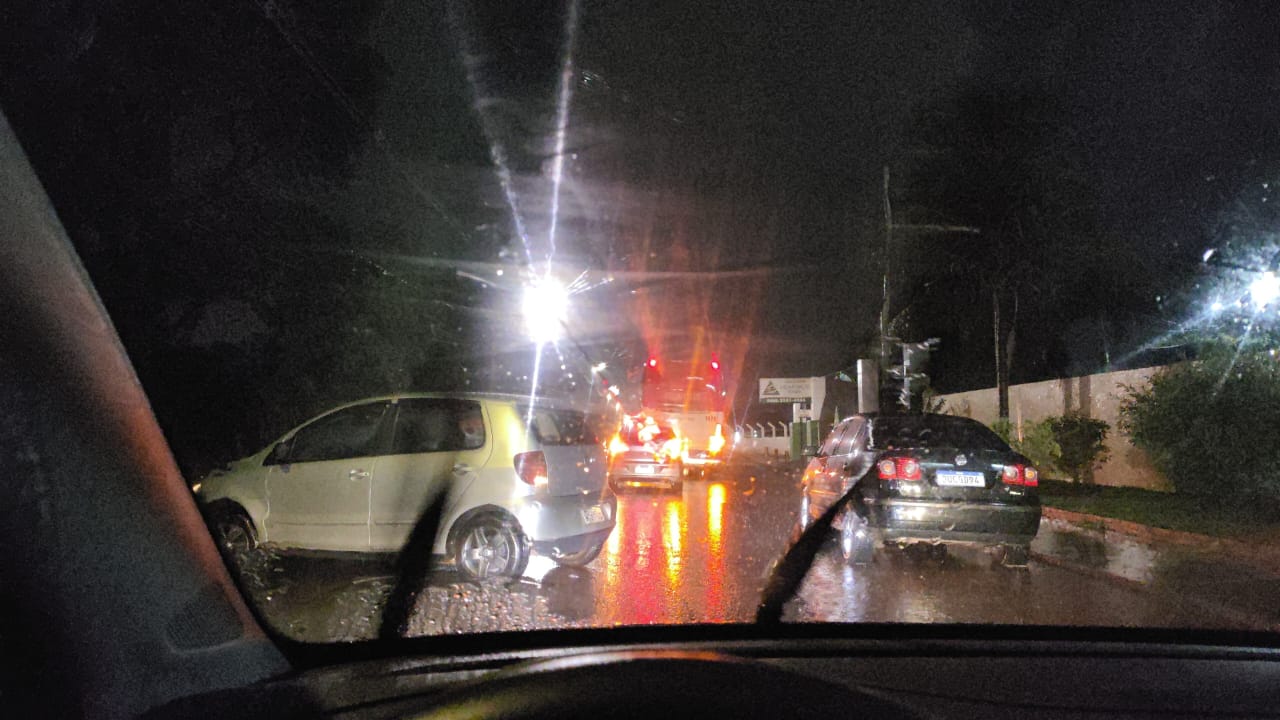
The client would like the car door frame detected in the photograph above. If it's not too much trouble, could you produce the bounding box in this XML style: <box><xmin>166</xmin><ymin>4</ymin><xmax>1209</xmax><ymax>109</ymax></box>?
<box><xmin>261</xmin><ymin>400</ymin><xmax>395</xmax><ymax>551</ymax></box>
<box><xmin>368</xmin><ymin>397</ymin><xmax>494</xmax><ymax>552</ymax></box>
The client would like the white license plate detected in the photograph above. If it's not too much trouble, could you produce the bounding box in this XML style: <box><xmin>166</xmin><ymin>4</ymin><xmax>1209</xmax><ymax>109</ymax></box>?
<box><xmin>581</xmin><ymin>505</ymin><xmax>606</xmax><ymax>524</ymax></box>
<box><xmin>633</xmin><ymin>464</ymin><xmax>655</xmax><ymax>475</ymax></box>
<box><xmin>935</xmin><ymin>471</ymin><xmax>986</xmax><ymax>487</ymax></box>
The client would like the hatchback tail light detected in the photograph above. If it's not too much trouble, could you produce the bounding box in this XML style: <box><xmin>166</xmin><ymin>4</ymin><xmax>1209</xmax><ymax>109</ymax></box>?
<box><xmin>514</xmin><ymin>451</ymin><xmax>549</xmax><ymax>487</ymax></box>
<box><xmin>878</xmin><ymin>456</ymin><xmax>922</xmax><ymax>481</ymax></box>
<box><xmin>1002</xmin><ymin>463</ymin><xmax>1038</xmax><ymax>487</ymax></box>
<box><xmin>608</xmin><ymin>433</ymin><xmax>629</xmax><ymax>457</ymax></box>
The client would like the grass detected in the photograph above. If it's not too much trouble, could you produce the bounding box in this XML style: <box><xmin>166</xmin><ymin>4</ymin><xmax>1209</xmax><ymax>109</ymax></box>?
<box><xmin>1038</xmin><ymin>479</ymin><xmax>1279</xmax><ymax>539</ymax></box>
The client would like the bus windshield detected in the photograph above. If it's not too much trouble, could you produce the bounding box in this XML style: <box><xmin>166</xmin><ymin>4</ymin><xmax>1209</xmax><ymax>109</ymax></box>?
<box><xmin>642</xmin><ymin>360</ymin><xmax>724</xmax><ymax>412</ymax></box>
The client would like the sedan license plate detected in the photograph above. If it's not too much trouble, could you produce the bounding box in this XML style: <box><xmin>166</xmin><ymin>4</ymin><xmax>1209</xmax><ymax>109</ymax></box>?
<box><xmin>581</xmin><ymin>505</ymin><xmax>606</xmax><ymax>524</ymax></box>
<box><xmin>935</xmin><ymin>470</ymin><xmax>986</xmax><ymax>487</ymax></box>
<box><xmin>633</xmin><ymin>464</ymin><xmax>655</xmax><ymax>475</ymax></box>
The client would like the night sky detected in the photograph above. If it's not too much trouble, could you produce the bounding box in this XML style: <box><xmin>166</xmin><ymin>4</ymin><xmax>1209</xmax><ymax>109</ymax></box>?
<box><xmin>4</xmin><ymin>1</ymin><xmax>1279</xmax><ymax>472</ymax></box>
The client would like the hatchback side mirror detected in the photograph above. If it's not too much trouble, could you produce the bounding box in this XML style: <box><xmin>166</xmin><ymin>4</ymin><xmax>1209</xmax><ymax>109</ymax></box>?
<box><xmin>803</xmin><ymin>445</ymin><xmax>820</xmax><ymax>458</ymax></box>
<box><xmin>265</xmin><ymin>438</ymin><xmax>293</xmax><ymax>466</ymax></box>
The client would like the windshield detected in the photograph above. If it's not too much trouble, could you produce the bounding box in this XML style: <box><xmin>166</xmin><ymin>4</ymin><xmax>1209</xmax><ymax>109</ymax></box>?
<box><xmin>6</xmin><ymin>1</ymin><xmax>1280</xmax><ymax>645</ymax></box>
<box><xmin>642</xmin><ymin>360</ymin><xmax>725</xmax><ymax>411</ymax></box>
<box><xmin>620</xmin><ymin>418</ymin><xmax>676</xmax><ymax>447</ymax></box>
<box><xmin>519</xmin><ymin>405</ymin><xmax>599</xmax><ymax>446</ymax></box>
<box><xmin>869</xmin><ymin>416</ymin><xmax>1010</xmax><ymax>452</ymax></box>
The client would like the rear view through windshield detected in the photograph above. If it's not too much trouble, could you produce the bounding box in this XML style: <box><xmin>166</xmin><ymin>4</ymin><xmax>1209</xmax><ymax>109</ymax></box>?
<box><xmin>9</xmin><ymin>0</ymin><xmax>1280</xmax><ymax>648</ymax></box>
<box><xmin>870</xmin><ymin>416</ymin><xmax>1011</xmax><ymax>452</ymax></box>
<box><xmin>520</xmin><ymin>406</ymin><xmax>599</xmax><ymax>446</ymax></box>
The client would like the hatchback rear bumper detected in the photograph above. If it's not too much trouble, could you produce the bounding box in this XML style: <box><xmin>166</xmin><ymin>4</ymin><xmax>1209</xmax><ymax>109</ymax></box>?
<box><xmin>610</xmin><ymin>458</ymin><xmax>681</xmax><ymax>487</ymax></box>
<box><xmin>532</xmin><ymin>525</ymin><xmax>613</xmax><ymax>557</ymax></box>
<box><xmin>681</xmin><ymin>455</ymin><xmax>722</xmax><ymax>467</ymax></box>
<box><xmin>866</xmin><ymin>498</ymin><xmax>1041</xmax><ymax>546</ymax></box>
<box><xmin>512</xmin><ymin>492</ymin><xmax>616</xmax><ymax>544</ymax></box>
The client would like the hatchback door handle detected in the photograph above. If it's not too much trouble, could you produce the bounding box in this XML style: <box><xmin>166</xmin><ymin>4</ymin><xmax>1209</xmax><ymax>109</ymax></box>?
<box><xmin>349</xmin><ymin>469</ymin><xmax>370</xmax><ymax>481</ymax></box>
<box><xmin>453</xmin><ymin>463</ymin><xmax>473</xmax><ymax>474</ymax></box>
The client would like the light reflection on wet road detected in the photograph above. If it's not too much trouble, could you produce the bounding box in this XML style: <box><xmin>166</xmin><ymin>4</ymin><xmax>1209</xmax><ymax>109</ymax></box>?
<box><xmin>237</xmin><ymin>463</ymin><xmax>1265</xmax><ymax>641</ymax></box>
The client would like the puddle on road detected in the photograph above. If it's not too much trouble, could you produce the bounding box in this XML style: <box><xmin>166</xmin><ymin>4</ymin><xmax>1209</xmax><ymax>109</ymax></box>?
<box><xmin>1034</xmin><ymin>520</ymin><xmax>1280</xmax><ymax>624</ymax></box>
<box><xmin>1034</xmin><ymin>522</ymin><xmax>1159</xmax><ymax>584</ymax></box>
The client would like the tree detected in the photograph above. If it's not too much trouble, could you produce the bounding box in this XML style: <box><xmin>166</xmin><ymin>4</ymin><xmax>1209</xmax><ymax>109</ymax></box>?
<box><xmin>888</xmin><ymin>87</ymin><xmax>1107</xmax><ymax>411</ymax></box>
<box><xmin>1121</xmin><ymin>341</ymin><xmax>1280</xmax><ymax>510</ymax></box>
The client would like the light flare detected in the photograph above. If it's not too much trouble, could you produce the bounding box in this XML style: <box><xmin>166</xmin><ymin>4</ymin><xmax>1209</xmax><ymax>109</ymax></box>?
<box><xmin>544</xmin><ymin>0</ymin><xmax>581</xmax><ymax>270</ymax></box>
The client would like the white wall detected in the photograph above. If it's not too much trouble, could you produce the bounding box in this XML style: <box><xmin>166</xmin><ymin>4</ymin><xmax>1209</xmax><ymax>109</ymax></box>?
<box><xmin>938</xmin><ymin>366</ymin><xmax>1170</xmax><ymax>490</ymax></box>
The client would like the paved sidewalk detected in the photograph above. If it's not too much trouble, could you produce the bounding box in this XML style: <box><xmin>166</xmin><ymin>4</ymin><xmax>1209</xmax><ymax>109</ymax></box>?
<box><xmin>1031</xmin><ymin>510</ymin><xmax>1280</xmax><ymax>632</ymax></box>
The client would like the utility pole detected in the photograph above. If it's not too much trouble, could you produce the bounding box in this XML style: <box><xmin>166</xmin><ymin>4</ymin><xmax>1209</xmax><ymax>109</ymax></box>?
<box><xmin>878</xmin><ymin>164</ymin><xmax>980</xmax><ymax>413</ymax></box>
<box><xmin>880</xmin><ymin>165</ymin><xmax>893</xmax><ymax>370</ymax></box>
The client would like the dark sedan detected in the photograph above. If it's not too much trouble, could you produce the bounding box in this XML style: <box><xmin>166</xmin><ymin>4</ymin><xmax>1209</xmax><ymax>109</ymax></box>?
<box><xmin>800</xmin><ymin>413</ymin><xmax>1041</xmax><ymax>566</ymax></box>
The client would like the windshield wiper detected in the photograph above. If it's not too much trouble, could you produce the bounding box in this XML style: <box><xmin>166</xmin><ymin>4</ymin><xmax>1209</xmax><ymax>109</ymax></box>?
<box><xmin>378</xmin><ymin>487</ymin><xmax>449</xmax><ymax>640</ymax></box>
<box><xmin>756</xmin><ymin>466</ymin><xmax>875</xmax><ymax>624</ymax></box>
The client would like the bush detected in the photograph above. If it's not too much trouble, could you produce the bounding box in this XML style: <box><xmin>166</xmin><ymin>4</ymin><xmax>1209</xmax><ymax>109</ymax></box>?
<box><xmin>990</xmin><ymin>417</ymin><xmax>1063</xmax><ymax>477</ymax></box>
<box><xmin>990</xmin><ymin>418</ymin><xmax>1014</xmax><ymax>444</ymax></box>
<box><xmin>1047</xmin><ymin>414</ymin><xmax>1110</xmax><ymax>484</ymax></box>
<box><xmin>1120</xmin><ymin>346</ymin><xmax>1280</xmax><ymax>507</ymax></box>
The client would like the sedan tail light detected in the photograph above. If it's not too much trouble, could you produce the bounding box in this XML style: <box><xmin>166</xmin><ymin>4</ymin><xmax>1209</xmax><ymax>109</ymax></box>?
<box><xmin>514</xmin><ymin>451</ymin><xmax>549</xmax><ymax>487</ymax></box>
<box><xmin>899</xmin><ymin>458</ymin><xmax>921</xmax><ymax>481</ymax></box>
<box><xmin>1002</xmin><ymin>463</ymin><xmax>1039</xmax><ymax>487</ymax></box>
<box><xmin>1023</xmin><ymin>466</ymin><xmax>1039</xmax><ymax>487</ymax></box>
<box><xmin>877</xmin><ymin>459</ymin><xmax>897</xmax><ymax>479</ymax></box>
<box><xmin>878</xmin><ymin>456</ymin><xmax>922</xmax><ymax>481</ymax></box>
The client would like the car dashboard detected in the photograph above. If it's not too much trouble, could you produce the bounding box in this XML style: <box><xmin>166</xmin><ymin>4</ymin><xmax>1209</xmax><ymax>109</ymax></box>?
<box><xmin>143</xmin><ymin>629</ymin><xmax>1280</xmax><ymax>719</ymax></box>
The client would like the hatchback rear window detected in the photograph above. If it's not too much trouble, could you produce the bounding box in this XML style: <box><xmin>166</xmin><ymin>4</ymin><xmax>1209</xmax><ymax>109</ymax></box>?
<box><xmin>869</xmin><ymin>416</ymin><xmax>1010</xmax><ymax>452</ymax></box>
<box><xmin>518</xmin><ymin>406</ymin><xmax>599</xmax><ymax>446</ymax></box>
<box><xmin>619</xmin><ymin>419</ymin><xmax>676</xmax><ymax>446</ymax></box>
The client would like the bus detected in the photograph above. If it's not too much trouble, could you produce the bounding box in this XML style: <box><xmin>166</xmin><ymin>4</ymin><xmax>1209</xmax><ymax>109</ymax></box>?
<box><xmin>626</xmin><ymin>354</ymin><xmax>730</xmax><ymax>476</ymax></box>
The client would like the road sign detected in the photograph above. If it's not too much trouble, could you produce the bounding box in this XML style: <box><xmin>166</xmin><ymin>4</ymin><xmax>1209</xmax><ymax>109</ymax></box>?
<box><xmin>759</xmin><ymin>377</ymin><xmax>814</xmax><ymax>404</ymax></box>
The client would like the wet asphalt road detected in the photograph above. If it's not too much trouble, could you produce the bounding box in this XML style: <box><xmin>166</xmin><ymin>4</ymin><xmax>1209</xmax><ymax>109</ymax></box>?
<box><xmin>236</xmin><ymin>462</ymin><xmax>1257</xmax><ymax>642</ymax></box>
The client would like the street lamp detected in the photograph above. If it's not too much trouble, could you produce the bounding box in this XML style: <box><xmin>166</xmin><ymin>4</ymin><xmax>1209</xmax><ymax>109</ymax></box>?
<box><xmin>1250</xmin><ymin>271</ymin><xmax>1279</xmax><ymax>309</ymax></box>
<box><xmin>521</xmin><ymin>276</ymin><xmax>568</xmax><ymax>343</ymax></box>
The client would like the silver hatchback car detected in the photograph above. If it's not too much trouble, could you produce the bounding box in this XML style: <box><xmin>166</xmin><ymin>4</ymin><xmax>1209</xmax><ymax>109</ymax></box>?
<box><xmin>196</xmin><ymin>393</ymin><xmax>616</xmax><ymax>580</ymax></box>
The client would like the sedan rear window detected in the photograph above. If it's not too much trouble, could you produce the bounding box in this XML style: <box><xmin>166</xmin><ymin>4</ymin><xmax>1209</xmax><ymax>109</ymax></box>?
<box><xmin>519</xmin><ymin>406</ymin><xmax>599</xmax><ymax>446</ymax></box>
<box><xmin>870</xmin><ymin>416</ymin><xmax>1010</xmax><ymax>452</ymax></box>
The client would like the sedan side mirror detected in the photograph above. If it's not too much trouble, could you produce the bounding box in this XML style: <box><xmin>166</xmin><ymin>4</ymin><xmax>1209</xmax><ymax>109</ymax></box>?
<box><xmin>802</xmin><ymin>445</ymin><xmax>820</xmax><ymax>458</ymax></box>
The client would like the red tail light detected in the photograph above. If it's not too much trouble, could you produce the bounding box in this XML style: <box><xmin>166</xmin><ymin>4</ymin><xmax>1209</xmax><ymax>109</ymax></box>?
<box><xmin>514</xmin><ymin>451</ymin><xmax>549</xmax><ymax>487</ymax></box>
<box><xmin>899</xmin><ymin>458</ymin><xmax>921</xmax><ymax>481</ymax></box>
<box><xmin>878</xmin><ymin>457</ymin><xmax>922</xmax><ymax>481</ymax></box>
<box><xmin>1002</xmin><ymin>464</ymin><xmax>1038</xmax><ymax>487</ymax></box>
<box><xmin>1023</xmin><ymin>466</ymin><xmax>1039</xmax><ymax>487</ymax></box>
<box><xmin>647</xmin><ymin>357</ymin><xmax>658</xmax><ymax>368</ymax></box>
<box><xmin>877</xmin><ymin>459</ymin><xmax>897</xmax><ymax>479</ymax></box>
<box><xmin>608</xmin><ymin>434</ymin><xmax>630</xmax><ymax>457</ymax></box>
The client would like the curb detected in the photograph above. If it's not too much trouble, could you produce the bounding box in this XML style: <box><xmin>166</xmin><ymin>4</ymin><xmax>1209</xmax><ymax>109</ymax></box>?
<box><xmin>1042</xmin><ymin>506</ymin><xmax>1280</xmax><ymax>578</ymax></box>
<box><xmin>1030</xmin><ymin>549</ymin><xmax>1280</xmax><ymax>633</ymax></box>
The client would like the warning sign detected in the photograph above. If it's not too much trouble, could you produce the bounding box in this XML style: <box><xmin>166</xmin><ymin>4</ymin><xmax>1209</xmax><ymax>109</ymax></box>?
<box><xmin>758</xmin><ymin>377</ymin><xmax>814</xmax><ymax>404</ymax></box>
